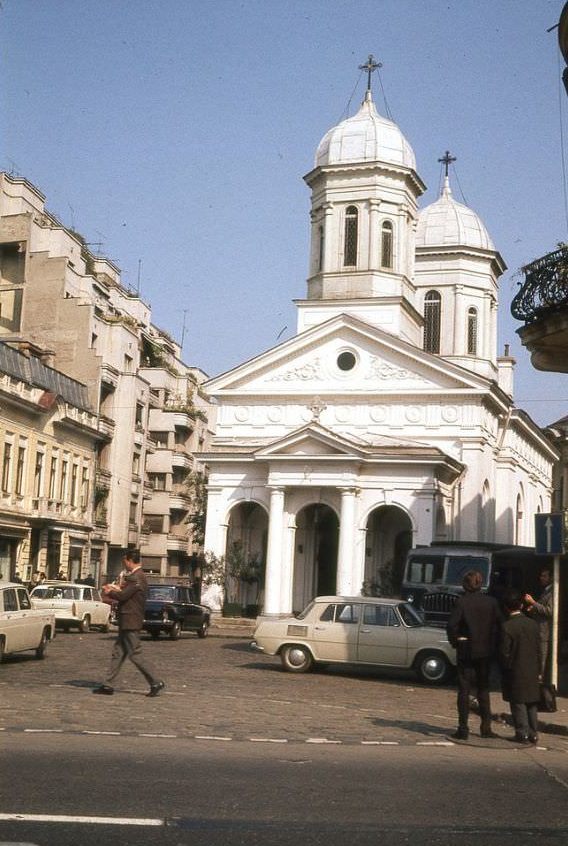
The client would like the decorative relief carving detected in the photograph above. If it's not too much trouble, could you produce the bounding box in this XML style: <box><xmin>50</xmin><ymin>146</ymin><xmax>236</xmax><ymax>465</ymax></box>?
<box><xmin>405</xmin><ymin>406</ymin><xmax>422</xmax><ymax>423</ymax></box>
<box><xmin>370</xmin><ymin>405</ymin><xmax>388</xmax><ymax>423</ymax></box>
<box><xmin>334</xmin><ymin>405</ymin><xmax>351</xmax><ymax>423</ymax></box>
<box><xmin>366</xmin><ymin>356</ymin><xmax>428</xmax><ymax>383</ymax></box>
<box><xmin>269</xmin><ymin>357</ymin><xmax>324</xmax><ymax>382</ymax></box>
<box><xmin>267</xmin><ymin>406</ymin><xmax>283</xmax><ymax>423</ymax></box>
<box><xmin>234</xmin><ymin>406</ymin><xmax>250</xmax><ymax>422</ymax></box>
<box><xmin>441</xmin><ymin>405</ymin><xmax>459</xmax><ymax>423</ymax></box>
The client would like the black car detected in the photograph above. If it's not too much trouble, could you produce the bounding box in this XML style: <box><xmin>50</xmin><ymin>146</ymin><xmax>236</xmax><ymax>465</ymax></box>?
<box><xmin>143</xmin><ymin>584</ymin><xmax>210</xmax><ymax>640</ymax></box>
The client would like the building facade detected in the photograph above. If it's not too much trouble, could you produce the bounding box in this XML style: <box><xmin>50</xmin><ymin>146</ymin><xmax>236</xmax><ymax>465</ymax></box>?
<box><xmin>201</xmin><ymin>83</ymin><xmax>557</xmax><ymax>615</ymax></box>
<box><xmin>0</xmin><ymin>173</ymin><xmax>212</xmax><ymax>581</ymax></box>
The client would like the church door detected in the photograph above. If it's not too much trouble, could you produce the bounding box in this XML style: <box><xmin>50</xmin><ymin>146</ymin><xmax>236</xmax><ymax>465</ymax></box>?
<box><xmin>293</xmin><ymin>504</ymin><xmax>338</xmax><ymax>613</ymax></box>
<box><xmin>364</xmin><ymin>506</ymin><xmax>412</xmax><ymax>597</ymax></box>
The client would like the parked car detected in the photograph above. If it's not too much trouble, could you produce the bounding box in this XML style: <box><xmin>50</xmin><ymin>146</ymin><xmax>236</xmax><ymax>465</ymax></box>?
<box><xmin>0</xmin><ymin>582</ymin><xmax>56</xmax><ymax>660</ymax></box>
<box><xmin>251</xmin><ymin>595</ymin><xmax>457</xmax><ymax>684</ymax></box>
<box><xmin>143</xmin><ymin>584</ymin><xmax>210</xmax><ymax>639</ymax></box>
<box><xmin>30</xmin><ymin>582</ymin><xmax>111</xmax><ymax>632</ymax></box>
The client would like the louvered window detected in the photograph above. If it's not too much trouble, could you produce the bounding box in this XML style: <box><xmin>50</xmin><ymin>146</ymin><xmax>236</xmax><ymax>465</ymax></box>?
<box><xmin>343</xmin><ymin>206</ymin><xmax>358</xmax><ymax>266</ymax></box>
<box><xmin>424</xmin><ymin>290</ymin><xmax>441</xmax><ymax>353</ymax></box>
<box><xmin>381</xmin><ymin>220</ymin><xmax>393</xmax><ymax>268</ymax></box>
<box><xmin>467</xmin><ymin>307</ymin><xmax>478</xmax><ymax>355</ymax></box>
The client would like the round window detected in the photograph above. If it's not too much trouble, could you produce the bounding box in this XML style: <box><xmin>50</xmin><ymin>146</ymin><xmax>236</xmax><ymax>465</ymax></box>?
<box><xmin>337</xmin><ymin>351</ymin><xmax>357</xmax><ymax>372</ymax></box>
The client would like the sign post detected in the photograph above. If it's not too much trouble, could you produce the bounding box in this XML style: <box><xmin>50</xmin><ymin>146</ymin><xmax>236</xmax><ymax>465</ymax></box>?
<box><xmin>534</xmin><ymin>513</ymin><xmax>564</xmax><ymax>689</ymax></box>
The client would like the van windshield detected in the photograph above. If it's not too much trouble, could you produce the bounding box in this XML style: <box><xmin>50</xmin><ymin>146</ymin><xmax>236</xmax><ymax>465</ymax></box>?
<box><xmin>445</xmin><ymin>556</ymin><xmax>490</xmax><ymax>587</ymax></box>
<box><xmin>405</xmin><ymin>552</ymin><xmax>490</xmax><ymax>588</ymax></box>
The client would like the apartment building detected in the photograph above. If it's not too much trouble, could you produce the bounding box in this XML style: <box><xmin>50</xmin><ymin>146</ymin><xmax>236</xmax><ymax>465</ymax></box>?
<box><xmin>0</xmin><ymin>172</ymin><xmax>212</xmax><ymax>581</ymax></box>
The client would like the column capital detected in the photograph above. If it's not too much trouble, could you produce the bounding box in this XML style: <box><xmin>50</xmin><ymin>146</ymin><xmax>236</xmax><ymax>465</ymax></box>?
<box><xmin>338</xmin><ymin>486</ymin><xmax>360</xmax><ymax>496</ymax></box>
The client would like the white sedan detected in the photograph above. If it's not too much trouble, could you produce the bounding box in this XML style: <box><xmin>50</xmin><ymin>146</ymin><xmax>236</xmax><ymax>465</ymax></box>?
<box><xmin>252</xmin><ymin>595</ymin><xmax>457</xmax><ymax>684</ymax></box>
<box><xmin>31</xmin><ymin>582</ymin><xmax>111</xmax><ymax>632</ymax></box>
<box><xmin>0</xmin><ymin>583</ymin><xmax>55</xmax><ymax>660</ymax></box>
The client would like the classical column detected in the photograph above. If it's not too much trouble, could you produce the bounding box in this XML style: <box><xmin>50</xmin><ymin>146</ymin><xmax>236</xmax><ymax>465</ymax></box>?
<box><xmin>336</xmin><ymin>487</ymin><xmax>358</xmax><ymax>595</ymax></box>
<box><xmin>368</xmin><ymin>199</ymin><xmax>380</xmax><ymax>270</ymax></box>
<box><xmin>322</xmin><ymin>202</ymin><xmax>334</xmax><ymax>273</ymax></box>
<box><xmin>264</xmin><ymin>486</ymin><xmax>285</xmax><ymax>615</ymax></box>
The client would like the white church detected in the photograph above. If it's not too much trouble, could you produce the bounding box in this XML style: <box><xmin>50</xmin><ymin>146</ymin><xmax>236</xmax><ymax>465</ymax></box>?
<box><xmin>201</xmin><ymin>67</ymin><xmax>557</xmax><ymax>615</ymax></box>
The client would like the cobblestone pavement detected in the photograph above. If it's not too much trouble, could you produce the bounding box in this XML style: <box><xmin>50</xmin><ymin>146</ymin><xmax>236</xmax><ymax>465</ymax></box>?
<box><xmin>1</xmin><ymin>627</ymin><xmax>567</xmax><ymax>751</ymax></box>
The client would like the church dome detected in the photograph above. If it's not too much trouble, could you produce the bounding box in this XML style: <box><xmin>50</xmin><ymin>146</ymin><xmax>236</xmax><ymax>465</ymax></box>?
<box><xmin>416</xmin><ymin>177</ymin><xmax>494</xmax><ymax>251</ymax></box>
<box><xmin>315</xmin><ymin>91</ymin><xmax>416</xmax><ymax>170</ymax></box>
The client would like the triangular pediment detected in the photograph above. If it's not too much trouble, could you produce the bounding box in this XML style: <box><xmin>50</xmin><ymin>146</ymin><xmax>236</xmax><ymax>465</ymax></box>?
<box><xmin>254</xmin><ymin>423</ymin><xmax>366</xmax><ymax>459</ymax></box>
<box><xmin>205</xmin><ymin>313</ymin><xmax>490</xmax><ymax>398</ymax></box>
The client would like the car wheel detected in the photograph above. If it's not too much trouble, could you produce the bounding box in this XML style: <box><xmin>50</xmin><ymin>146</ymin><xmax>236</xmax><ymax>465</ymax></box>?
<box><xmin>169</xmin><ymin>621</ymin><xmax>182</xmax><ymax>640</ymax></box>
<box><xmin>79</xmin><ymin>615</ymin><xmax>91</xmax><ymax>634</ymax></box>
<box><xmin>415</xmin><ymin>651</ymin><xmax>450</xmax><ymax>685</ymax></box>
<box><xmin>280</xmin><ymin>644</ymin><xmax>314</xmax><ymax>673</ymax></box>
<box><xmin>101</xmin><ymin>622</ymin><xmax>111</xmax><ymax>633</ymax></box>
<box><xmin>35</xmin><ymin>629</ymin><xmax>49</xmax><ymax>659</ymax></box>
<box><xmin>197</xmin><ymin>621</ymin><xmax>209</xmax><ymax>639</ymax></box>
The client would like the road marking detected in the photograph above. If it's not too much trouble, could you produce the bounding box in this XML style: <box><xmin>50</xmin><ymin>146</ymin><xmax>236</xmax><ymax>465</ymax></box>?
<box><xmin>416</xmin><ymin>741</ymin><xmax>455</xmax><ymax>746</ymax></box>
<box><xmin>306</xmin><ymin>738</ymin><xmax>341</xmax><ymax>744</ymax></box>
<box><xmin>23</xmin><ymin>729</ymin><xmax>63</xmax><ymax>734</ymax></box>
<box><xmin>194</xmin><ymin>735</ymin><xmax>232</xmax><ymax>741</ymax></box>
<box><xmin>0</xmin><ymin>813</ymin><xmax>163</xmax><ymax>826</ymax></box>
<box><xmin>249</xmin><ymin>738</ymin><xmax>288</xmax><ymax>743</ymax></box>
<box><xmin>139</xmin><ymin>733</ymin><xmax>177</xmax><ymax>738</ymax></box>
<box><xmin>361</xmin><ymin>741</ymin><xmax>399</xmax><ymax>745</ymax></box>
<box><xmin>82</xmin><ymin>731</ymin><xmax>121</xmax><ymax>736</ymax></box>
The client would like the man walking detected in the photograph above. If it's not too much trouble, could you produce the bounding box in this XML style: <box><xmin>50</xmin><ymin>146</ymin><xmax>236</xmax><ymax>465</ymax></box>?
<box><xmin>447</xmin><ymin>569</ymin><xmax>501</xmax><ymax>740</ymax></box>
<box><xmin>500</xmin><ymin>588</ymin><xmax>541</xmax><ymax>744</ymax></box>
<box><xmin>93</xmin><ymin>550</ymin><xmax>164</xmax><ymax>697</ymax></box>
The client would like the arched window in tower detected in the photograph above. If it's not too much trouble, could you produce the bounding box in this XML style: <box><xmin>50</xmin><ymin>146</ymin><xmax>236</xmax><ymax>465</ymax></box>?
<box><xmin>318</xmin><ymin>224</ymin><xmax>324</xmax><ymax>272</ymax></box>
<box><xmin>467</xmin><ymin>307</ymin><xmax>478</xmax><ymax>355</ymax></box>
<box><xmin>423</xmin><ymin>290</ymin><xmax>441</xmax><ymax>354</ymax></box>
<box><xmin>343</xmin><ymin>206</ymin><xmax>358</xmax><ymax>266</ymax></box>
<box><xmin>515</xmin><ymin>489</ymin><xmax>524</xmax><ymax>545</ymax></box>
<box><xmin>381</xmin><ymin>220</ymin><xmax>393</xmax><ymax>269</ymax></box>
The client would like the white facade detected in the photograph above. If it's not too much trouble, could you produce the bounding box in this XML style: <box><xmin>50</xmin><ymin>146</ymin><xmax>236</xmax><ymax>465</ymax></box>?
<box><xmin>201</xmin><ymin>88</ymin><xmax>557</xmax><ymax>615</ymax></box>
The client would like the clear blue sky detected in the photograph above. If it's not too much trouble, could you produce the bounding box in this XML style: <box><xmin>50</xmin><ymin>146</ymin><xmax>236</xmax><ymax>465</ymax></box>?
<box><xmin>2</xmin><ymin>0</ymin><xmax>567</xmax><ymax>425</ymax></box>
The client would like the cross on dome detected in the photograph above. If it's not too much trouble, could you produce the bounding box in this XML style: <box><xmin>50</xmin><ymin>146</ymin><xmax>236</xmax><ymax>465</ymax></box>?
<box><xmin>358</xmin><ymin>54</ymin><xmax>382</xmax><ymax>93</ymax></box>
<box><xmin>438</xmin><ymin>150</ymin><xmax>456</xmax><ymax>178</ymax></box>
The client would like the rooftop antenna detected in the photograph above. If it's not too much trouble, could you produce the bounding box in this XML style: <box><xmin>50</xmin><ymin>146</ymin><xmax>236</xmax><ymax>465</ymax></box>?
<box><xmin>137</xmin><ymin>259</ymin><xmax>142</xmax><ymax>295</ymax></box>
<box><xmin>181</xmin><ymin>309</ymin><xmax>188</xmax><ymax>351</ymax></box>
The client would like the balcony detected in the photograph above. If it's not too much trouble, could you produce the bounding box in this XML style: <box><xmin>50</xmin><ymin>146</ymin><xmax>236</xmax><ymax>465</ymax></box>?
<box><xmin>98</xmin><ymin>414</ymin><xmax>115</xmax><ymax>439</ymax></box>
<box><xmin>511</xmin><ymin>245</ymin><xmax>568</xmax><ymax>372</ymax></box>
<box><xmin>100</xmin><ymin>363</ymin><xmax>119</xmax><ymax>390</ymax></box>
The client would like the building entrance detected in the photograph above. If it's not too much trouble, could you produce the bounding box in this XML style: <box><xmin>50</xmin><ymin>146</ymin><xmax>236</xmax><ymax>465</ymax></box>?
<box><xmin>293</xmin><ymin>503</ymin><xmax>338</xmax><ymax>613</ymax></box>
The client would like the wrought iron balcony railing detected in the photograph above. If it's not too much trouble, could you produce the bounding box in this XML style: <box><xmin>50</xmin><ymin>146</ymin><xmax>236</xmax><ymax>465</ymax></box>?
<box><xmin>511</xmin><ymin>245</ymin><xmax>568</xmax><ymax>324</ymax></box>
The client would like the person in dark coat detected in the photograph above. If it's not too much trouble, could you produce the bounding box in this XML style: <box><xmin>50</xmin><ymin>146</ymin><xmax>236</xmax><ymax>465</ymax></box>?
<box><xmin>500</xmin><ymin>588</ymin><xmax>542</xmax><ymax>744</ymax></box>
<box><xmin>523</xmin><ymin>567</ymin><xmax>552</xmax><ymax>679</ymax></box>
<box><xmin>93</xmin><ymin>550</ymin><xmax>165</xmax><ymax>697</ymax></box>
<box><xmin>446</xmin><ymin>569</ymin><xmax>502</xmax><ymax>740</ymax></box>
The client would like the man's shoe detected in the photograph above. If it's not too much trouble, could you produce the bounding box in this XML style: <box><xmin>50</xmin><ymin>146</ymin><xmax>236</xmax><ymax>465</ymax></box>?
<box><xmin>480</xmin><ymin>728</ymin><xmax>498</xmax><ymax>739</ymax></box>
<box><xmin>147</xmin><ymin>680</ymin><xmax>165</xmax><ymax>697</ymax></box>
<box><xmin>529</xmin><ymin>734</ymin><xmax>538</xmax><ymax>744</ymax></box>
<box><xmin>514</xmin><ymin>733</ymin><xmax>531</xmax><ymax>745</ymax></box>
<box><xmin>451</xmin><ymin>728</ymin><xmax>469</xmax><ymax>740</ymax></box>
<box><xmin>92</xmin><ymin>685</ymin><xmax>114</xmax><ymax>695</ymax></box>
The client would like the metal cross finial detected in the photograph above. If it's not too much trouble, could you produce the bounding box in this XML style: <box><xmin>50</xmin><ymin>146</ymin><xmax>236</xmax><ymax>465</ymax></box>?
<box><xmin>438</xmin><ymin>150</ymin><xmax>457</xmax><ymax>178</ymax></box>
<box><xmin>359</xmin><ymin>54</ymin><xmax>382</xmax><ymax>92</ymax></box>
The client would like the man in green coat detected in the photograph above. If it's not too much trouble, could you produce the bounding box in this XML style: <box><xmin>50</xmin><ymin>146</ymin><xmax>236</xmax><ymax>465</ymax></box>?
<box><xmin>500</xmin><ymin>588</ymin><xmax>542</xmax><ymax>745</ymax></box>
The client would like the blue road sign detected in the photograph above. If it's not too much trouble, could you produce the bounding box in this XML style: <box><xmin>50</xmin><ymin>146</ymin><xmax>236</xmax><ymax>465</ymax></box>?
<box><xmin>534</xmin><ymin>513</ymin><xmax>565</xmax><ymax>555</ymax></box>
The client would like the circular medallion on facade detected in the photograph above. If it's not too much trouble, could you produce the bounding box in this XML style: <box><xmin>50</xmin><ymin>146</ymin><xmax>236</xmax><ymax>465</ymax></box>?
<box><xmin>370</xmin><ymin>405</ymin><xmax>387</xmax><ymax>423</ymax></box>
<box><xmin>267</xmin><ymin>406</ymin><xmax>283</xmax><ymax>423</ymax></box>
<box><xmin>335</xmin><ymin>405</ymin><xmax>351</xmax><ymax>423</ymax></box>
<box><xmin>405</xmin><ymin>406</ymin><xmax>422</xmax><ymax>423</ymax></box>
<box><xmin>441</xmin><ymin>405</ymin><xmax>458</xmax><ymax>423</ymax></box>
<box><xmin>235</xmin><ymin>406</ymin><xmax>250</xmax><ymax>422</ymax></box>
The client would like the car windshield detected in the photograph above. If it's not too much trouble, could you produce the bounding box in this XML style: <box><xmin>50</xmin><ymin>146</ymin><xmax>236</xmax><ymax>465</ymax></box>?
<box><xmin>147</xmin><ymin>586</ymin><xmax>176</xmax><ymax>601</ymax></box>
<box><xmin>43</xmin><ymin>586</ymin><xmax>81</xmax><ymax>600</ymax></box>
<box><xmin>397</xmin><ymin>602</ymin><xmax>424</xmax><ymax>627</ymax></box>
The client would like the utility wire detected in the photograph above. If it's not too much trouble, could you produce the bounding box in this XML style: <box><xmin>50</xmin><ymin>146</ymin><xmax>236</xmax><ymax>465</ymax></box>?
<box><xmin>558</xmin><ymin>48</ymin><xmax>568</xmax><ymax>237</ymax></box>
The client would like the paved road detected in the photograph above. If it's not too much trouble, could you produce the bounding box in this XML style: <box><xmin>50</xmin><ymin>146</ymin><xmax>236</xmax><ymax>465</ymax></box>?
<box><xmin>1</xmin><ymin>628</ymin><xmax>567</xmax><ymax>747</ymax></box>
<box><xmin>1</xmin><ymin>630</ymin><xmax>568</xmax><ymax>845</ymax></box>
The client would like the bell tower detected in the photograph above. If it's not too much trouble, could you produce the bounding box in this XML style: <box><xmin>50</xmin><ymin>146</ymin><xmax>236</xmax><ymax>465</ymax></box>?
<box><xmin>296</xmin><ymin>57</ymin><xmax>426</xmax><ymax>345</ymax></box>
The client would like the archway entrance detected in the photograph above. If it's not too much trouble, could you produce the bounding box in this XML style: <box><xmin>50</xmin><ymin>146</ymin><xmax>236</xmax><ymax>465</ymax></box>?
<box><xmin>226</xmin><ymin>502</ymin><xmax>268</xmax><ymax>615</ymax></box>
<box><xmin>364</xmin><ymin>506</ymin><xmax>412</xmax><ymax>597</ymax></box>
<box><xmin>293</xmin><ymin>503</ymin><xmax>338</xmax><ymax>613</ymax></box>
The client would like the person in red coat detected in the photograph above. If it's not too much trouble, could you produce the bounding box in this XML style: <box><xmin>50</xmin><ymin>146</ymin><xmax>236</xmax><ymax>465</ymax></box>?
<box><xmin>93</xmin><ymin>550</ymin><xmax>165</xmax><ymax>697</ymax></box>
<box><xmin>500</xmin><ymin>588</ymin><xmax>542</xmax><ymax>744</ymax></box>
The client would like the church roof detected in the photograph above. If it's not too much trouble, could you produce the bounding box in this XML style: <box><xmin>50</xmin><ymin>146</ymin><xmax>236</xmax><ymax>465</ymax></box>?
<box><xmin>315</xmin><ymin>91</ymin><xmax>416</xmax><ymax>170</ymax></box>
<box><xmin>416</xmin><ymin>176</ymin><xmax>494</xmax><ymax>251</ymax></box>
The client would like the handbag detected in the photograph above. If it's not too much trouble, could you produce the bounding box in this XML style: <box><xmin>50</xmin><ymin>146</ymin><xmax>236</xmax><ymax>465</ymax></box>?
<box><xmin>538</xmin><ymin>683</ymin><xmax>557</xmax><ymax>713</ymax></box>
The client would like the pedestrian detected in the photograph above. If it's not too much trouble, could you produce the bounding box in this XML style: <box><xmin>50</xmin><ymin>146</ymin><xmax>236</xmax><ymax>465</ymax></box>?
<box><xmin>446</xmin><ymin>569</ymin><xmax>502</xmax><ymax>740</ymax></box>
<box><xmin>500</xmin><ymin>588</ymin><xmax>542</xmax><ymax>745</ymax></box>
<box><xmin>12</xmin><ymin>571</ymin><xmax>23</xmax><ymax>584</ymax></box>
<box><xmin>523</xmin><ymin>568</ymin><xmax>552</xmax><ymax>679</ymax></box>
<box><xmin>93</xmin><ymin>550</ymin><xmax>165</xmax><ymax>697</ymax></box>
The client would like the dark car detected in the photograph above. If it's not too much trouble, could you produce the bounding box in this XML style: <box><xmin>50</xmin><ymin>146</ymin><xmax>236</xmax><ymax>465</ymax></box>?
<box><xmin>143</xmin><ymin>584</ymin><xmax>210</xmax><ymax>640</ymax></box>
